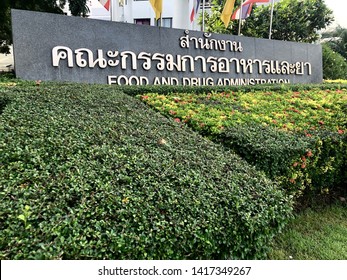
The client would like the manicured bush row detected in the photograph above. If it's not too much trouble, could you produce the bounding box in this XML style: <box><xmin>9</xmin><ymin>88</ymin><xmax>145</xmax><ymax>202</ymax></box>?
<box><xmin>322</xmin><ymin>44</ymin><xmax>347</xmax><ymax>80</ymax></box>
<box><xmin>0</xmin><ymin>95</ymin><xmax>10</xmax><ymax>114</ymax></box>
<box><xmin>218</xmin><ymin>124</ymin><xmax>347</xmax><ymax>197</ymax></box>
<box><xmin>118</xmin><ymin>83</ymin><xmax>347</xmax><ymax>97</ymax></box>
<box><xmin>140</xmin><ymin>89</ymin><xmax>347</xmax><ymax>197</ymax></box>
<box><xmin>0</xmin><ymin>82</ymin><xmax>292</xmax><ymax>259</ymax></box>
<box><xmin>218</xmin><ymin>124</ymin><xmax>314</xmax><ymax>180</ymax></box>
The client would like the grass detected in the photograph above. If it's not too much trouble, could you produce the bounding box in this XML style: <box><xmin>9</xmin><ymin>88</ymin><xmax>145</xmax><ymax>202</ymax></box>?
<box><xmin>269</xmin><ymin>202</ymin><xmax>347</xmax><ymax>260</ymax></box>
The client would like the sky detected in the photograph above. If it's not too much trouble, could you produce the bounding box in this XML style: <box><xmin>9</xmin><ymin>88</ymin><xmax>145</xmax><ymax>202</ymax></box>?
<box><xmin>324</xmin><ymin>0</ymin><xmax>347</xmax><ymax>28</ymax></box>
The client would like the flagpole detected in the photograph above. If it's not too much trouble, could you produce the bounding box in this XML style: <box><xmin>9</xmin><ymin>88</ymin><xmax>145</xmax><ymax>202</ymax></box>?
<box><xmin>202</xmin><ymin>0</ymin><xmax>205</xmax><ymax>32</ymax></box>
<box><xmin>191</xmin><ymin>0</ymin><xmax>195</xmax><ymax>30</ymax></box>
<box><xmin>160</xmin><ymin>0</ymin><xmax>162</xmax><ymax>27</ymax></box>
<box><xmin>120</xmin><ymin>0</ymin><xmax>125</xmax><ymax>22</ymax></box>
<box><xmin>110</xmin><ymin>0</ymin><xmax>113</xmax><ymax>21</ymax></box>
<box><xmin>110</xmin><ymin>0</ymin><xmax>119</xmax><ymax>22</ymax></box>
<box><xmin>238</xmin><ymin>0</ymin><xmax>244</xmax><ymax>36</ymax></box>
<box><xmin>269</xmin><ymin>0</ymin><xmax>275</xmax><ymax>39</ymax></box>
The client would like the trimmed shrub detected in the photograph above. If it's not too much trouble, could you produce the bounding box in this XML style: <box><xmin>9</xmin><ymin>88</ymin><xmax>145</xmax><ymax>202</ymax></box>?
<box><xmin>118</xmin><ymin>83</ymin><xmax>347</xmax><ymax>97</ymax></box>
<box><xmin>306</xmin><ymin>130</ymin><xmax>347</xmax><ymax>194</ymax></box>
<box><xmin>217</xmin><ymin>124</ymin><xmax>347</xmax><ymax>197</ymax></box>
<box><xmin>139</xmin><ymin>89</ymin><xmax>347</xmax><ymax>198</ymax></box>
<box><xmin>322</xmin><ymin>43</ymin><xmax>347</xmax><ymax>80</ymax></box>
<box><xmin>218</xmin><ymin>124</ymin><xmax>314</xmax><ymax>178</ymax></box>
<box><xmin>0</xmin><ymin>95</ymin><xmax>10</xmax><ymax>114</ymax></box>
<box><xmin>0</xmin><ymin>82</ymin><xmax>292</xmax><ymax>259</ymax></box>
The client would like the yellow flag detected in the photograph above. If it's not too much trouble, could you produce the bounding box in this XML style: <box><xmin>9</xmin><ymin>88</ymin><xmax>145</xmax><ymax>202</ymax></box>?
<box><xmin>150</xmin><ymin>0</ymin><xmax>163</xmax><ymax>20</ymax></box>
<box><xmin>221</xmin><ymin>0</ymin><xmax>236</xmax><ymax>28</ymax></box>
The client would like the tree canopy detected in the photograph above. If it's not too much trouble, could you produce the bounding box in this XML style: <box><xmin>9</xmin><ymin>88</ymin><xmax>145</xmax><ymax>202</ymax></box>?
<box><xmin>0</xmin><ymin>0</ymin><xmax>88</xmax><ymax>54</ymax></box>
<box><xmin>204</xmin><ymin>0</ymin><xmax>334</xmax><ymax>43</ymax></box>
<box><xmin>322</xmin><ymin>43</ymin><xmax>347</xmax><ymax>80</ymax></box>
<box><xmin>68</xmin><ymin>0</ymin><xmax>90</xmax><ymax>17</ymax></box>
<box><xmin>322</xmin><ymin>26</ymin><xmax>347</xmax><ymax>60</ymax></box>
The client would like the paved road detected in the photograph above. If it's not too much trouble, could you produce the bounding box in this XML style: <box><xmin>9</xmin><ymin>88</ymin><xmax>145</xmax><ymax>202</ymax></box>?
<box><xmin>0</xmin><ymin>47</ymin><xmax>14</xmax><ymax>72</ymax></box>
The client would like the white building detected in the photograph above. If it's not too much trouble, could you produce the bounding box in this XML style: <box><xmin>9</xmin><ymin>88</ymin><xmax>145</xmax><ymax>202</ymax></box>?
<box><xmin>85</xmin><ymin>0</ymin><xmax>211</xmax><ymax>31</ymax></box>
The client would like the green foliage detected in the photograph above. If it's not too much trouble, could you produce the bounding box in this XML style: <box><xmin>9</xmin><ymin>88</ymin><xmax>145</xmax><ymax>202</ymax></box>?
<box><xmin>256</xmin><ymin>0</ymin><xmax>333</xmax><ymax>42</ymax></box>
<box><xmin>68</xmin><ymin>0</ymin><xmax>89</xmax><ymax>17</ymax></box>
<box><xmin>0</xmin><ymin>0</ymin><xmax>11</xmax><ymax>54</ymax></box>
<box><xmin>0</xmin><ymin>0</ymin><xmax>88</xmax><ymax>54</ymax></box>
<box><xmin>322</xmin><ymin>43</ymin><xmax>347</xmax><ymax>80</ymax></box>
<box><xmin>119</xmin><ymin>83</ymin><xmax>347</xmax><ymax>97</ymax></box>
<box><xmin>218</xmin><ymin>125</ymin><xmax>347</xmax><ymax>198</ymax></box>
<box><xmin>140</xmin><ymin>89</ymin><xmax>347</xmax><ymax>198</ymax></box>
<box><xmin>17</xmin><ymin>205</ymin><xmax>32</xmax><ymax>230</ymax></box>
<box><xmin>0</xmin><ymin>82</ymin><xmax>293</xmax><ymax>259</ymax></box>
<box><xmin>202</xmin><ymin>0</ymin><xmax>240</xmax><ymax>34</ymax></box>
<box><xmin>268</xmin><ymin>203</ymin><xmax>347</xmax><ymax>260</ymax></box>
<box><xmin>206</xmin><ymin>0</ymin><xmax>333</xmax><ymax>42</ymax></box>
<box><xmin>321</xmin><ymin>26</ymin><xmax>347</xmax><ymax>60</ymax></box>
<box><xmin>217</xmin><ymin>124</ymin><xmax>314</xmax><ymax>181</ymax></box>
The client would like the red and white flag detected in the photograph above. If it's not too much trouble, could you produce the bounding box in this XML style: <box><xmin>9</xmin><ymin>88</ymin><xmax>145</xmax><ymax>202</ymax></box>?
<box><xmin>99</xmin><ymin>0</ymin><xmax>110</xmax><ymax>11</ymax></box>
<box><xmin>190</xmin><ymin>0</ymin><xmax>201</xmax><ymax>22</ymax></box>
<box><xmin>232</xmin><ymin>0</ymin><xmax>269</xmax><ymax>20</ymax></box>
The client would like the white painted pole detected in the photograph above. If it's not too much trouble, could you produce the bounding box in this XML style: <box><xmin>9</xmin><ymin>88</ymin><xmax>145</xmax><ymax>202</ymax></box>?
<box><xmin>238</xmin><ymin>0</ymin><xmax>244</xmax><ymax>36</ymax></box>
<box><xmin>111</xmin><ymin>0</ymin><xmax>120</xmax><ymax>22</ymax></box>
<box><xmin>120</xmin><ymin>0</ymin><xmax>125</xmax><ymax>22</ymax></box>
<box><xmin>110</xmin><ymin>0</ymin><xmax>113</xmax><ymax>21</ymax></box>
<box><xmin>202</xmin><ymin>0</ymin><xmax>205</xmax><ymax>32</ymax></box>
<box><xmin>269</xmin><ymin>0</ymin><xmax>275</xmax><ymax>39</ymax></box>
<box><xmin>191</xmin><ymin>0</ymin><xmax>194</xmax><ymax>30</ymax></box>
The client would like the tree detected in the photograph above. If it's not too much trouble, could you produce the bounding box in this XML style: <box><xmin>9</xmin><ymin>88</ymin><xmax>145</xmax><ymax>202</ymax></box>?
<box><xmin>321</xmin><ymin>26</ymin><xmax>347</xmax><ymax>60</ymax></box>
<box><xmin>203</xmin><ymin>0</ymin><xmax>238</xmax><ymax>34</ymax></box>
<box><xmin>204</xmin><ymin>0</ymin><xmax>333</xmax><ymax>43</ymax></box>
<box><xmin>322</xmin><ymin>43</ymin><xmax>347</xmax><ymax>79</ymax></box>
<box><xmin>0</xmin><ymin>0</ymin><xmax>11</xmax><ymax>54</ymax></box>
<box><xmin>69</xmin><ymin>0</ymin><xmax>90</xmax><ymax>17</ymax></box>
<box><xmin>0</xmin><ymin>0</ymin><xmax>88</xmax><ymax>54</ymax></box>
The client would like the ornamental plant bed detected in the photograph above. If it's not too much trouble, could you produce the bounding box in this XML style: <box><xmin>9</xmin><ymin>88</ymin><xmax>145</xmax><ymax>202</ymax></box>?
<box><xmin>0</xmin><ymin>82</ymin><xmax>292</xmax><ymax>259</ymax></box>
<box><xmin>140</xmin><ymin>88</ymin><xmax>347</xmax><ymax>198</ymax></box>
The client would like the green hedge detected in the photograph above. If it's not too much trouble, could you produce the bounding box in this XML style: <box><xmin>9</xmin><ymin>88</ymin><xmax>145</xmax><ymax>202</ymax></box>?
<box><xmin>138</xmin><ymin>89</ymin><xmax>347</xmax><ymax>199</ymax></box>
<box><xmin>0</xmin><ymin>82</ymin><xmax>292</xmax><ymax>259</ymax></box>
<box><xmin>322</xmin><ymin>43</ymin><xmax>347</xmax><ymax>80</ymax></box>
<box><xmin>118</xmin><ymin>83</ymin><xmax>347</xmax><ymax>97</ymax></box>
<box><xmin>217</xmin><ymin>124</ymin><xmax>347</xmax><ymax>197</ymax></box>
<box><xmin>218</xmin><ymin>124</ymin><xmax>314</xmax><ymax>178</ymax></box>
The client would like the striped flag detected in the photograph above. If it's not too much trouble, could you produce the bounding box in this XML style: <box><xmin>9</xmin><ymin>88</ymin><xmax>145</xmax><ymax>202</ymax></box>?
<box><xmin>232</xmin><ymin>0</ymin><xmax>269</xmax><ymax>20</ymax></box>
<box><xmin>150</xmin><ymin>0</ymin><xmax>163</xmax><ymax>20</ymax></box>
<box><xmin>190</xmin><ymin>0</ymin><xmax>201</xmax><ymax>22</ymax></box>
<box><xmin>98</xmin><ymin>0</ymin><xmax>110</xmax><ymax>11</ymax></box>
<box><xmin>221</xmin><ymin>0</ymin><xmax>236</xmax><ymax>28</ymax></box>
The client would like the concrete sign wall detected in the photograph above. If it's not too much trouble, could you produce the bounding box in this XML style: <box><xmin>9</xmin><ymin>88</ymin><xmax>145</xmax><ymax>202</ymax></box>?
<box><xmin>11</xmin><ymin>9</ymin><xmax>323</xmax><ymax>86</ymax></box>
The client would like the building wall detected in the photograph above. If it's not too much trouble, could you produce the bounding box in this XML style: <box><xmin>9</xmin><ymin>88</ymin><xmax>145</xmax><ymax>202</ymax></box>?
<box><xmin>87</xmin><ymin>0</ymin><xmax>210</xmax><ymax>31</ymax></box>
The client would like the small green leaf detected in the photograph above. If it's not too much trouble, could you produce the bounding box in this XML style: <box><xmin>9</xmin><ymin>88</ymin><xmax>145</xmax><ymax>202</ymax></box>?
<box><xmin>18</xmin><ymin>214</ymin><xmax>26</xmax><ymax>221</ymax></box>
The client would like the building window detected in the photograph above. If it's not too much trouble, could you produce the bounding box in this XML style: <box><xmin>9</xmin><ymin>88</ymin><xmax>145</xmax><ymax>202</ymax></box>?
<box><xmin>155</xmin><ymin>18</ymin><xmax>172</xmax><ymax>28</ymax></box>
<box><xmin>134</xmin><ymin>18</ymin><xmax>151</xmax><ymax>25</ymax></box>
